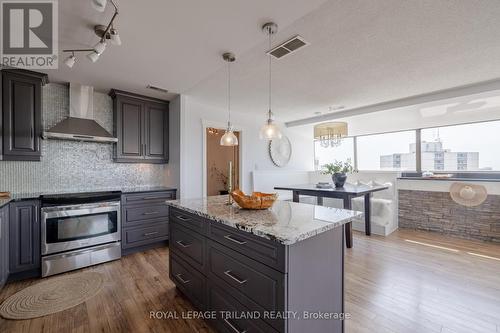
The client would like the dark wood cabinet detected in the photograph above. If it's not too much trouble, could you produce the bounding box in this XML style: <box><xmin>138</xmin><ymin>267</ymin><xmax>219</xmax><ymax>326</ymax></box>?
<box><xmin>0</xmin><ymin>205</ymin><xmax>9</xmax><ymax>289</ymax></box>
<box><xmin>121</xmin><ymin>190</ymin><xmax>176</xmax><ymax>255</ymax></box>
<box><xmin>110</xmin><ymin>90</ymin><xmax>169</xmax><ymax>163</ymax></box>
<box><xmin>9</xmin><ymin>200</ymin><xmax>40</xmax><ymax>274</ymax></box>
<box><xmin>1</xmin><ymin>69</ymin><xmax>47</xmax><ymax>161</ymax></box>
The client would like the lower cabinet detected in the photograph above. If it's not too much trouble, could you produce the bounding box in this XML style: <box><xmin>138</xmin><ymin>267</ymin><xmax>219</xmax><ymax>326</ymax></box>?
<box><xmin>0</xmin><ymin>205</ymin><xmax>9</xmax><ymax>289</ymax></box>
<box><xmin>169</xmin><ymin>207</ymin><xmax>283</xmax><ymax>333</ymax></box>
<box><xmin>9</xmin><ymin>200</ymin><xmax>40</xmax><ymax>276</ymax></box>
<box><xmin>121</xmin><ymin>190</ymin><xmax>176</xmax><ymax>254</ymax></box>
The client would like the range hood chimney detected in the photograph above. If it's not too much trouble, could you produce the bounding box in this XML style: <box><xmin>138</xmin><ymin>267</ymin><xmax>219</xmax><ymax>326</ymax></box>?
<box><xmin>43</xmin><ymin>83</ymin><xmax>118</xmax><ymax>143</ymax></box>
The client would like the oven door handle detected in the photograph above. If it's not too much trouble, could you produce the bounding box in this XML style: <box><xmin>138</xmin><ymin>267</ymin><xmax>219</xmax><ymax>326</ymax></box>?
<box><xmin>41</xmin><ymin>203</ymin><xmax>120</xmax><ymax>219</ymax></box>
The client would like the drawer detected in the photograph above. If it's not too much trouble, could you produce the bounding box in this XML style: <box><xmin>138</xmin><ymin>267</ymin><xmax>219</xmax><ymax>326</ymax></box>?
<box><xmin>124</xmin><ymin>204</ymin><xmax>169</xmax><ymax>227</ymax></box>
<box><xmin>208</xmin><ymin>240</ymin><xmax>284</xmax><ymax>314</ymax></box>
<box><xmin>122</xmin><ymin>191</ymin><xmax>175</xmax><ymax>206</ymax></box>
<box><xmin>170</xmin><ymin>222</ymin><xmax>206</xmax><ymax>272</ymax></box>
<box><xmin>209</xmin><ymin>222</ymin><xmax>285</xmax><ymax>272</ymax></box>
<box><xmin>170</xmin><ymin>254</ymin><xmax>206</xmax><ymax>310</ymax></box>
<box><xmin>122</xmin><ymin>223</ymin><xmax>168</xmax><ymax>249</ymax></box>
<box><xmin>208</xmin><ymin>280</ymin><xmax>279</xmax><ymax>333</ymax></box>
<box><xmin>169</xmin><ymin>207</ymin><xmax>207</xmax><ymax>235</ymax></box>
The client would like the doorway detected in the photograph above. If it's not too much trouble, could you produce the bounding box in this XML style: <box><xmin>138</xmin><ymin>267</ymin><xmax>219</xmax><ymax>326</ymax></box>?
<box><xmin>205</xmin><ymin>127</ymin><xmax>240</xmax><ymax>196</ymax></box>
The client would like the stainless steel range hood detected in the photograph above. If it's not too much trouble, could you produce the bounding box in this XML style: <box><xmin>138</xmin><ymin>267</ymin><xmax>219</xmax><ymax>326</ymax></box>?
<box><xmin>43</xmin><ymin>83</ymin><xmax>118</xmax><ymax>143</ymax></box>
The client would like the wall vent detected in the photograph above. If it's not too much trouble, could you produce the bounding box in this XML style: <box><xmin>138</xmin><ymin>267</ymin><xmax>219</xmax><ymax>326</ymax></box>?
<box><xmin>146</xmin><ymin>85</ymin><xmax>169</xmax><ymax>93</ymax></box>
<box><xmin>267</xmin><ymin>35</ymin><xmax>309</xmax><ymax>59</ymax></box>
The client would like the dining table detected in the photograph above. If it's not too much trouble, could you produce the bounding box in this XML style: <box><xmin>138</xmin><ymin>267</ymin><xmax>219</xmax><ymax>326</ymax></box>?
<box><xmin>274</xmin><ymin>183</ymin><xmax>389</xmax><ymax>248</ymax></box>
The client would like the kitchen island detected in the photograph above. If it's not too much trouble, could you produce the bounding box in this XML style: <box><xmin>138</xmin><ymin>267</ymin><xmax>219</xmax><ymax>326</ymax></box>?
<box><xmin>167</xmin><ymin>196</ymin><xmax>361</xmax><ymax>333</ymax></box>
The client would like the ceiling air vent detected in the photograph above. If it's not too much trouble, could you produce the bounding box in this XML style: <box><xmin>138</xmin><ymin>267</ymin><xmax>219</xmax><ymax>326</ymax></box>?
<box><xmin>267</xmin><ymin>35</ymin><xmax>309</xmax><ymax>59</ymax></box>
<box><xmin>146</xmin><ymin>85</ymin><xmax>169</xmax><ymax>93</ymax></box>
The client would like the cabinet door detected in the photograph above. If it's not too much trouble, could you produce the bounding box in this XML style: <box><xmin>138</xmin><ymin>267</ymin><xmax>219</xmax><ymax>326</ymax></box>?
<box><xmin>9</xmin><ymin>201</ymin><xmax>40</xmax><ymax>273</ymax></box>
<box><xmin>144</xmin><ymin>102</ymin><xmax>169</xmax><ymax>162</ymax></box>
<box><xmin>2</xmin><ymin>72</ymin><xmax>42</xmax><ymax>160</ymax></box>
<box><xmin>115</xmin><ymin>97</ymin><xmax>144</xmax><ymax>161</ymax></box>
<box><xmin>0</xmin><ymin>206</ymin><xmax>9</xmax><ymax>288</ymax></box>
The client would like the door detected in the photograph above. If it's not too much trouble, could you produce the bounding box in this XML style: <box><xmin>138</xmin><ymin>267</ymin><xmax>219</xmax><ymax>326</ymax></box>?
<box><xmin>9</xmin><ymin>200</ymin><xmax>40</xmax><ymax>273</ymax></box>
<box><xmin>206</xmin><ymin>128</ymin><xmax>240</xmax><ymax>196</ymax></box>
<box><xmin>144</xmin><ymin>102</ymin><xmax>169</xmax><ymax>162</ymax></box>
<box><xmin>115</xmin><ymin>97</ymin><xmax>144</xmax><ymax>161</ymax></box>
<box><xmin>2</xmin><ymin>72</ymin><xmax>42</xmax><ymax>160</ymax></box>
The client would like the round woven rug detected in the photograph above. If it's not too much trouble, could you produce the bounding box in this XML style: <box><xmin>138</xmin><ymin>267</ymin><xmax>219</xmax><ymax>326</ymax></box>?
<box><xmin>0</xmin><ymin>271</ymin><xmax>104</xmax><ymax>320</ymax></box>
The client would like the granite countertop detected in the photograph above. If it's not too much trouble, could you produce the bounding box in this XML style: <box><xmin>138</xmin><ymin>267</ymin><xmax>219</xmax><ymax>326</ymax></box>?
<box><xmin>0</xmin><ymin>198</ymin><xmax>11</xmax><ymax>208</ymax></box>
<box><xmin>167</xmin><ymin>195</ymin><xmax>362</xmax><ymax>245</ymax></box>
<box><xmin>0</xmin><ymin>186</ymin><xmax>177</xmax><ymax>203</ymax></box>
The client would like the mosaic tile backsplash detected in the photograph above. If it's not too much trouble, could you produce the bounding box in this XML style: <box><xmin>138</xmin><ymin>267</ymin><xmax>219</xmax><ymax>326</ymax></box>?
<box><xmin>0</xmin><ymin>83</ymin><xmax>171</xmax><ymax>194</ymax></box>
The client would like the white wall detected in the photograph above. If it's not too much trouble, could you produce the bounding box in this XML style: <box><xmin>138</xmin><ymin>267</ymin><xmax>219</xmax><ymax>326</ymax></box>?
<box><xmin>180</xmin><ymin>96</ymin><xmax>314</xmax><ymax>199</ymax></box>
<box><xmin>166</xmin><ymin>95</ymin><xmax>181</xmax><ymax>195</ymax></box>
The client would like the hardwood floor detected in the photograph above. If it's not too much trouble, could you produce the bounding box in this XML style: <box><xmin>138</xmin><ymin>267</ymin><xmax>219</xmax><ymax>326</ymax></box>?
<box><xmin>1</xmin><ymin>229</ymin><xmax>499</xmax><ymax>333</ymax></box>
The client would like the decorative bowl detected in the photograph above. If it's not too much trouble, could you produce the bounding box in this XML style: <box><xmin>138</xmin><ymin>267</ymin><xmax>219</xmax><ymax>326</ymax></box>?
<box><xmin>231</xmin><ymin>189</ymin><xmax>278</xmax><ymax>210</ymax></box>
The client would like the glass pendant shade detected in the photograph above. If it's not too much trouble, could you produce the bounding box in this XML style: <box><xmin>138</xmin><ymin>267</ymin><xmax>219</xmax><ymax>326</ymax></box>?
<box><xmin>220</xmin><ymin>52</ymin><xmax>238</xmax><ymax>146</ymax></box>
<box><xmin>220</xmin><ymin>127</ymin><xmax>239</xmax><ymax>146</ymax></box>
<box><xmin>259</xmin><ymin>119</ymin><xmax>282</xmax><ymax>140</ymax></box>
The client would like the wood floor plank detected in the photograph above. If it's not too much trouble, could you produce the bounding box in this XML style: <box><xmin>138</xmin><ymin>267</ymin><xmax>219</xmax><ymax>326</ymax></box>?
<box><xmin>0</xmin><ymin>229</ymin><xmax>499</xmax><ymax>333</ymax></box>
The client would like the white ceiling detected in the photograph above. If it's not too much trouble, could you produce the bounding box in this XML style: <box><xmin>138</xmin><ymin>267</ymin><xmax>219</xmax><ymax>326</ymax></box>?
<box><xmin>42</xmin><ymin>0</ymin><xmax>328</xmax><ymax>100</ymax></box>
<box><xmin>188</xmin><ymin>0</ymin><xmax>500</xmax><ymax>122</ymax></box>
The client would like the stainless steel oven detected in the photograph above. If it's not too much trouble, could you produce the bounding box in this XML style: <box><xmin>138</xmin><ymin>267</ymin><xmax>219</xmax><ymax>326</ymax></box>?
<box><xmin>40</xmin><ymin>191</ymin><xmax>122</xmax><ymax>277</ymax></box>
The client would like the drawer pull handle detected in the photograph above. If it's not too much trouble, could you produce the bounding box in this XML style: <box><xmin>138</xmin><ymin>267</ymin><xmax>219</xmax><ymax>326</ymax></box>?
<box><xmin>175</xmin><ymin>215</ymin><xmax>190</xmax><ymax>221</ymax></box>
<box><xmin>224</xmin><ymin>235</ymin><xmax>247</xmax><ymax>245</ymax></box>
<box><xmin>143</xmin><ymin>231</ymin><xmax>159</xmax><ymax>236</ymax></box>
<box><xmin>175</xmin><ymin>273</ymin><xmax>191</xmax><ymax>284</ymax></box>
<box><xmin>224</xmin><ymin>319</ymin><xmax>247</xmax><ymax>333</ymax></box>
<box><xmin>143</xmin><ymin>196</ymin><xmax>166</xmax><ymax>200</ymax></box>
<box><xmin>176</xmin><ymin>240</ymin><xmax>192</xmax><ymax>248</ymax></box>
<box><xmin>224</xmin><ymin>270</ymin><xmax>247</xmax><ymax>284</ymax></box>
<box><xmin>143</xmin><ymin>211</ymin><xmax>159</xmax><ymax>215</ymax></box>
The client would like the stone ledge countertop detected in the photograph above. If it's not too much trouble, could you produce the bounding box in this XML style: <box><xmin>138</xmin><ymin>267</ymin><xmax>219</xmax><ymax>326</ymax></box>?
<box><xmin>167</xmin><ymin>195</ymin><xmax>363</xmax><ymax>245</ymax></box>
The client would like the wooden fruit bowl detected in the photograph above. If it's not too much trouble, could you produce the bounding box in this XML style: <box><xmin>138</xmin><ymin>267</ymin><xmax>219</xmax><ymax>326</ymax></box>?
<box><xmin>231</xmin><ymin>190</ymin><xmax>278</xmax><ymax>210</ymax></box>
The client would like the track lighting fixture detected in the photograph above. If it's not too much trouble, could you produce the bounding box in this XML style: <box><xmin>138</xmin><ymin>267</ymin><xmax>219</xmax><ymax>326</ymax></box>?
<box><xmin>64</xmin><ymin>53</ymin><xmax>76</xmax><ymax>68</ymax></box>
<box><xmin>63</xmin><ymin>0</ymin><xmax>120</xmax><ymax>68</ymax></box>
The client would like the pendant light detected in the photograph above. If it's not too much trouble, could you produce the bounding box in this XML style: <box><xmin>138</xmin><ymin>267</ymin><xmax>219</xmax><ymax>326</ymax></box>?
<box><xmin>220</xmin><ymin>52</ymin><xmax>239</xmax><ymax>146</ymax></box>
<box><xmin>259</xmin><ymin>22</ymin><xmax>282</xmax><ymax>140</ymax></box>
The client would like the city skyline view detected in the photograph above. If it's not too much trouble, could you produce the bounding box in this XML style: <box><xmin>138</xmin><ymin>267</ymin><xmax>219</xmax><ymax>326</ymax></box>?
<box><xmin>314</xmin><ymin>120</ymin><xmax>500</xmax><ymax>171</ymax></box>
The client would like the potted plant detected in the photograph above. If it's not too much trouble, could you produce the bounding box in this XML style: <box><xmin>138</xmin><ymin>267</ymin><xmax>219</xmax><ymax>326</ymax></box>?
<box><xmin>322</xmin><ymin>159</ymin><xmax>354</xmax><ymax>188</ymax></box>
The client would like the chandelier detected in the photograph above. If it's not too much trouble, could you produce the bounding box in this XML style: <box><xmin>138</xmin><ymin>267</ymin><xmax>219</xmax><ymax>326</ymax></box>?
<box><xmin>314</xmin><ymin>122</ymin><xmax>348</xmax><ymax>148</ymax></box>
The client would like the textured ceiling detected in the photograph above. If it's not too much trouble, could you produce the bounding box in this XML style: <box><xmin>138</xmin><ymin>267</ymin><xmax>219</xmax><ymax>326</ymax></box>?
<box><xmin>188</xmin><ymin>0</ymin><xmax>500</xmax><ymax>122</ymax></box>
<box><xmin>41</xmin><ymin>0</ymin><xmax>328</xmax><ymax>99</ymax></box>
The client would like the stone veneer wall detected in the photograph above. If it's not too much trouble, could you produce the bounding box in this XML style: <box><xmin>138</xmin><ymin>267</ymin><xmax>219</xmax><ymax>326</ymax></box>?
<box><xmin>398</xmin><ymin>189</ymin><xmax>500</xmax><ymax>243</ymax></box>
<box><xmin>0</xmin><ymin>83</ymin><xmax>173</xmax><ymax>194</ymax></box>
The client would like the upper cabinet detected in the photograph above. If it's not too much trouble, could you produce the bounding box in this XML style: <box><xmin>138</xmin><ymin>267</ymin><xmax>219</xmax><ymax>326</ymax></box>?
<box><xmin>1</xmin><ymin>69</ymin><xmax>48</xmax><ymax>161</ymax></box>
<box><xmin>110</xmin><ymin>90</ymin><xmax>169</xmax><ymax>164</ymax></box>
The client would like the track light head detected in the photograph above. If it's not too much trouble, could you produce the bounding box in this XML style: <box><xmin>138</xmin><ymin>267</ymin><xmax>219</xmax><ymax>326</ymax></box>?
<box><xmin>87</xmin><ymin>51</ymin><xmax>100</xmax><ymax>63</ymax></box>
<box><xmin>64</xmin><ymin>54</ymin><xmax>76</xmax><ymax>68</ymax></box>
<box><xmin>110</xmin><ymin>28</ymin><xmax>121</xmax><ymax>46</ymax></box>
<box><xmin>94</xmin><ymin>41</ymin><xmax>107</xmax><ymax>54</ymax></box>
<box><xmin>91</xmin><ymin>0</ymin><xmax>107</xmax><ymax>12</ymax></box>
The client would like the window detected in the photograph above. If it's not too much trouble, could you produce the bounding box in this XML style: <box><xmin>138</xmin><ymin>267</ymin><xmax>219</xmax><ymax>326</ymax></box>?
<box><xmin>357</xmin><ymin>131</ymin><xmax>416</xmax><ymax>171</ymax></box>
<box><xmin>314</xmin><ymin>137</ymin><xmax>354</xmax><ymax>171</ymax></box>
<box><xmin>421</xmin><ymin>120</ymin><xmax>500</xmax><ymax>171</ymax></box>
